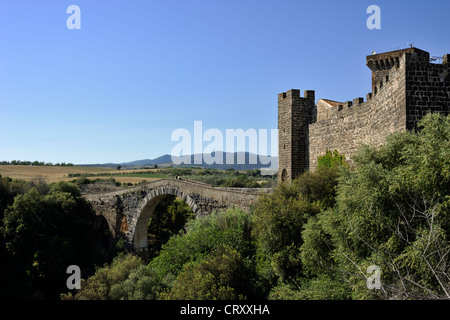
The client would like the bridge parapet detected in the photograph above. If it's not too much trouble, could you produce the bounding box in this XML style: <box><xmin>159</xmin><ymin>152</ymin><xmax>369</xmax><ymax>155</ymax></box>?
<box><xmin>83</xmin><ymin>179</ymin><xmax>272</xmax><ymax>252</ymax></box>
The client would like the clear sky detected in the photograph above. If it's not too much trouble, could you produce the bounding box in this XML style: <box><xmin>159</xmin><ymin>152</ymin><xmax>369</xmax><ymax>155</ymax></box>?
<box><xmin>0</xmin><ymin>0</ymin><xmax>449</xmax><ymax>164</ymax></box>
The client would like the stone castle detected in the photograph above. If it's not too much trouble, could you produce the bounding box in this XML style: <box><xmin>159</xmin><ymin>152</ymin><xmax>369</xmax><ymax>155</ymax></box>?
<box><xmin>278</xmin><ymin>47</ymin><xmax>450</xmax><ymax>183</ymax></box>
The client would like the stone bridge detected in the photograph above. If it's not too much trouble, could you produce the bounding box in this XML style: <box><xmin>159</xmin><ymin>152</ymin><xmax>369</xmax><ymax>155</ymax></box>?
<box><xmin>82</xmin><ymin>179</ymin><xmax>271</xmax><ymax>252</ymax></box>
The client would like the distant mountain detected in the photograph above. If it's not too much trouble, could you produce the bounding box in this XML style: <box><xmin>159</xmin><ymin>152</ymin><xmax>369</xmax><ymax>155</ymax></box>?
<box><xmin>79</xmin><ymin>152</ymin><xmax>278</xmax><ymax>171</ymax></box>
<box><xmin>176</xmin><ymin>152</ymin><xmax>278</xmax><ymax>171</ymax></box>
<box><xmin>121</xmin><ymin>154</ymin><xmax>174</xmax><ymax>166</ymax></box>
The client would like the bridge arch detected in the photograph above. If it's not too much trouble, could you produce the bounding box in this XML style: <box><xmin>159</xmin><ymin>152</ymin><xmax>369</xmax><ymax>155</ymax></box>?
<box><xmin>84</xmin><ymin>178</ymin><xmax>269</xmax><ymax>253</ymax></box>
<box><xmin>129</xmin><ymin>186</ymin><xmax>201</xmax><ymax>252</ymax></box>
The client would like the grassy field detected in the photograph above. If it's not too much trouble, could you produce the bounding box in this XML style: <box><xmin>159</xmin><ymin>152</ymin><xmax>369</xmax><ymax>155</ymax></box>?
<box><xmin>89</xmin><ymin>173</ymin><xmax>171</xmax><ymax>184</ymax></box>
<box><xmin>0</xmin><ymin>165</ymin><xmax>275</xmax><ymax>187</ymax></box>
<box><xmin>0</xmin><ymin>165</ymin><xmax>166</xmax><ymax>184</ymax></box>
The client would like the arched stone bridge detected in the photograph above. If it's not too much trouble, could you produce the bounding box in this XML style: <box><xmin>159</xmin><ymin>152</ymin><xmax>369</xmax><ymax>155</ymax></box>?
<box><xmin>82</xmin><ymin>179</ymin><xmax>271</xmax><ymax>252</ymax></box>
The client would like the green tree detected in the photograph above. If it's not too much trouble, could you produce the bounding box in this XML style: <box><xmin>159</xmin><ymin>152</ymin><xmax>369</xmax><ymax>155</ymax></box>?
<box><xmin>268</xmin><ymin>275</ymin><xmax>351</xmax><ymax>300</ymax></box>
<box><xmin>149</xmin><ymin>209</ymin><xmax>255</xmax><ymax>284</ymax></box>
<box><xmin>1</xmin><ymin>181</ymin><xmax>104</xmax><ymax>299</ymax></box>
<box><xmin>0</xmin><ymin>176</ymin><xmax>26</xmax><ymax>299</ymax></box>
<box><xmin>301</xmin><ymin>113</ymin><xmax>450</xmax><ymax>300</ymax></box>
<box><xmin>0</xmin><ymin>176</ymin><xmax>14</xmax><ymax>220</ymax></box>
<box><xmin>72</xmin><ymin>209</ymin><xmax>259</xmax><ymax>300</ymax></box>
<box><xmin>291</xmin><ymin>167</ymin><xmax>340</xmax><ymax>210</ymax></box>
<box><xmin>62</xmin><ymin>254</ymin><xmax>143</xmax><ymax>300</ymax></box>
<box><xmin>252</xmin><ymin>184</ymin><xmax>317</xmax><ymax>289</ymax></box>
<box><xmin>160</xmin><ymin>245</ymin><xmax>248</xmax><ymax>300</ymax></box>
<box><xmin>252</xmin><ymin>167</ymin><xmax>339</xmax><ymax>293</ymax></box>
<box><xmin>109</xmin><ymin>264</ymin><xmax>168</xmax><ymax>300</ymax></box>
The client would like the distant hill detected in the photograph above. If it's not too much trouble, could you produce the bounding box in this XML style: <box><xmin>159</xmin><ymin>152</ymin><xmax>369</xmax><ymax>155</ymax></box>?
<box><xmin>79</xmin><ymin>152</ymin><xmax>278</xmax><ymax>172</ymax></box>
<box><xmin>121</xmin><ymin>154</ymin><xmax>174</xmax><ymax>166</ymax></box>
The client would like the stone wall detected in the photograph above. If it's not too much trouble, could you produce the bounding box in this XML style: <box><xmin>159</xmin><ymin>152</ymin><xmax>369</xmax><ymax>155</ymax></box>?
<box><xmin>278</xmin><ymin>47</ymin><xmax>450</xmax><ymax>175</ymax></box>
<box><xmin>84</xmin><ymin>179</ymin><xmax>270</xmax><ymax>251</ymax></box>
<box><xmin>308</xmin><ymin>50</ymin><xmax>408</xmax><ymax>170</ymax></box>
<box><xmin>405</xmin><ymin>51</ymin><xmax>450</xmax><ymax>130</ymax></box>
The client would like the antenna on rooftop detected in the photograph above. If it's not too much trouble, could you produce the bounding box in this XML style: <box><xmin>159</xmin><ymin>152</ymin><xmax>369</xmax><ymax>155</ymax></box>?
<box><xmin>407</xmin><ymin>42</ymin><xmax>414</xmax><ymax>48</ymax></box>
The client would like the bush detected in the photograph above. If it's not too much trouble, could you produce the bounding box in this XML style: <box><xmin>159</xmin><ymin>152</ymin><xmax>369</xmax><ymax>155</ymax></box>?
<box><xmin>249</xmin><ymin>163</ymin><xmax>342</xmax><ymax>297</ymax></box>
<box><xmin>61</xmin><ymin>254</ymin><xmax>144</xmax><ymax>300</ymax></box>
<box><xmin>2</xmin><ymin>181</ymin><xmax>103</xmax><ymax>299</ymax></box>
<box><xmin>300</xmin><ymin>113</ymin><xmax>450</xmax><ymax>300</ymax></box>
<box><xmin>109</xmin><ymin>264</ymin><xmax>167</xmax><ymax>300</ymax></box>
<box><xmin>317</xmin><ymin>149</ymin><xmax>348</xmax><ymax>170</ymax></box>
<box><xmin>149</xmin><ymin>209</ymin><xmax>255</xmax><ymax>282</ymax></box>
<box><xmin>160</xmin><ymin>246</ymin><xmax>248</xmax><ymax>300</ymax></box>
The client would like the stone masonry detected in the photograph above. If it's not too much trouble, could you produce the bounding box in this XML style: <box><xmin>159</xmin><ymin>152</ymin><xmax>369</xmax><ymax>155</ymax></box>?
<box><xmin>83</xmin><ymin>178</ymin><xmax>270</xmax><ymax>252</ymax></box>
<box><xmin>278</xmin><ymin>47</ymin><xmax>450</xmax><ymax>182</ymax></box>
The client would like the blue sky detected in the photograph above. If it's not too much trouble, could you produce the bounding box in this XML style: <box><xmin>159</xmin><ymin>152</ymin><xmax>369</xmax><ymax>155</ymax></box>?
<box><xmin>0</xmin><ymin>0</ymin><xmax>449</xmax><ymax>164</ymax></box>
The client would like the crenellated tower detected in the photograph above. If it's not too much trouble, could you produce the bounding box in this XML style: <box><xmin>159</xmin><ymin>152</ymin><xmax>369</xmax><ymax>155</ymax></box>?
<box><xmin>278</xmin><ymin>89</ymin><xmax>315</xmax><ymax>183</ymax></box>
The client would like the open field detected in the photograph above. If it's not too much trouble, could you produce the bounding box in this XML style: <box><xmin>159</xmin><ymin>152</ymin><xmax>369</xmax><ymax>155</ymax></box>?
<box><xmin>0</xmin><ymin>165</ymin><xmax>112</xmax><ymax>183</ymax></box>
<box><xmin>89</xmin><ymin>176</ymin><xmax>163</xmax><ymax>184</ymax></box>
<box><xmin>0</xmin><ymin>165</ymin><xmax>166</xmax><ymax>184</ymax></box>
<box><xmin>0</xmin><ymin>165</ymin><xmax>275</xmax><ymax>187</ymax></box>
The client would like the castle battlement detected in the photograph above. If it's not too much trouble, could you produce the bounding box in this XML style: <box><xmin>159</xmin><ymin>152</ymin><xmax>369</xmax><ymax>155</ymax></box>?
<box><xmin>278</xmin><ymin>47</ymin><xmax>450</xmax><ymax>182</ymax></box>
<box><xmin>278</xmin><ymin>89</ymin><xmax>315</xmax><ymax>102</ymax></box>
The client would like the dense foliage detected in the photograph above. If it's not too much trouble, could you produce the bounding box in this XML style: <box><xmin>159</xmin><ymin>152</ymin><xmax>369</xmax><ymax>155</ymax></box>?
<box><xmin>63</xmin><ymin>209</ymin><xmax>259</xmax><ymax>300</ymax></box>
<box><xmin>252</xmin><ymin>167</ymin><xmax>340</xmax><ymax>296</ymax></box>
<box><xmin>300</xmin><ymin>113</ymin><xmax>450</xmax><ymax>299</ymax></box>
<box><xmin>0</xmin><ymin>179</ymin><xmax>113</xmax><ymax>299</ymax></box>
